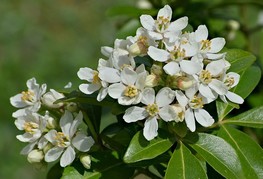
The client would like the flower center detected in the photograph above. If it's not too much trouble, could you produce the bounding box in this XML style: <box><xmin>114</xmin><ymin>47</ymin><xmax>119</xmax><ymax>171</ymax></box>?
<box><xmin>21</xmin><ymin>90</ymin><xmax>35</xmax><ymax>102</ymax></box>
<box><xmin>189</xmin><ymin>96</ymin><xmax>203</xmax><ymax>109</ymax></box>
<box><xmin>224</xmin><ymin>76</ymin><xmax>235</xmax><ymax>88</ymax></box>
<box><xmin>201</xmin><ymin>40</ymin><xmax>211</xmax><ymax>51</ymax></box>
<box><xmin>155</xmin><ymin>16</ymin><xmax>170</xmax><ymax>32</ymax></box>
<box><xmin>54</xmin><ymin>132</ymin><xmax>70</xmax><ymax>148</ymax></box>
<box><xmin>124</xmin><ymin>85</ymin><xmax>138</xmax><ymax>98</ymax></box>
<box><xmin>92</xmin><ymin>71</ymin><xmax>100</xmax><ymax>84</ymax></box>
<box><xmin>24</xmin><ymin>122</ymin><xmax>39</xmax><ymax>134</ymax></box>
<box><xmin>146</xmin><ymin>103</ymin><xmax>159</xmax><ymax>116</ymax></box>
<box><xmin>170</xmin><ymin>48</ymin><xmax>186</xmax><ymax>61</ymax></box>
<box><xmin>199</xmin><ymin>70</ymin><xmax>212</xmax><ymax>84</ymax></box>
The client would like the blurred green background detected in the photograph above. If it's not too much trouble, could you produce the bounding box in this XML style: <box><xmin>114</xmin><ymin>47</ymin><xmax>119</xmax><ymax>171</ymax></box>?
<box><xmin>1</xmin><ymin>0</ymin><xmax>262</xmax><ymax>178</ymax></box>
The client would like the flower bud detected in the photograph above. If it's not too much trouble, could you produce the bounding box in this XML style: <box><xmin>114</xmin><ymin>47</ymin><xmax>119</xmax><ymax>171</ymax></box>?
<box><xmin>177</xmin><ymin>76</ymin><xmax>194</xmax><ymax>90</ymax></box>
<box><xmin>227</xmin><ymin>20</ymin><xmax>240</xmax><ymax>31</ymax></box>
<box><xmin>66</xmin><ymin>102</ymin><xmax>78</xmax><ymax>112</ymax></box>
<box><xmin>27</xmin><ymin>149</ymin><xmax>44</xmax><ymax>163</ymax></box>
<box><xmin>46</xmin><ymin>116</ymin><xmax>57</xmax><ymax>129</ymax></box>
<box><xmin>145</xmin><ymin>74</ymin><xmax>158</xmax><ymax>87</ymax></box>
<box><xmin>151</xmin><ymin>64</ymin><xmax>163</xmax><ymax>76</ymax></box>
<box><xmin>128</xmin><ymin>42</ymin><xmax>147</xmax><ymax>56</ymax></box>
<box><xmin>80</xmin><ymin>155</ymin><xmax>91</xmax><ymax>169</ymax></box>
<box><xmin>171</xmin><ymin>104</ymin><xmax>185</xmax><ymax>122</ymax></box>
<box><xmin>42</xmin><ymin>89</ymin><xmax>64</xmax><ymax>108</ymax></box>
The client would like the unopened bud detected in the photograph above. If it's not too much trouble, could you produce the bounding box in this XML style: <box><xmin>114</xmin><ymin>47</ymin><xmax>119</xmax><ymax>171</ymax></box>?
<box><xmin>66</xmin><ymin>102</ymin><xmax>78</xmax><ymax>112</ymax></box>
<box><xmin>128</xmin><ymin>42</ymin><xmax>147</xmax><ymax>56</ymax></box>
<box><xmin>80</xmin><ymin>155</ymin><xmax>91</xmax><ymax>169</ymax></box>
<box><xmin>171</xmin><ymin>104</ymin><xmax>185</xmax><ymax>122</ymax></box>
<box><xmin>46</xmin><ymin>116</ymin><xmax>57</xmax><ymax>129</ymax></box>
<box><xmin>42</xmin><ymin>89</ymin><xmax>64</xmax><ymax>108</ymax></box>
<box><xmin>227</xmin><ymin>20</ymin><xmax>240</xmax><ymax>31</ymax></box>
<box><xmin>145</xmin><ymin>74</ymin><xmax>158</xmax><ymax>87</ymax></box>
<box><xmin>27</xmin><ymin>149</ymin><xmax>44</xmax><ymax>163</ymax></box>
<box><xmin>151</xmin><ymin>64</ymin><xmax>163</xmax><ymax>76</ymax></box>
<box><xmin>177</xmin><ymin>76</ymin><xmax>194</xmax><ymax>90</ymax></box>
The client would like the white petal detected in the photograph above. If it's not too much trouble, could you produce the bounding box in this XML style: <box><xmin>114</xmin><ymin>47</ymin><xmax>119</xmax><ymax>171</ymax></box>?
<box><xmin>199</xmin><ymin>84</ymin><xmax>216</xmax><ymax>99</ymax></box>
<box><xmin>38</xmin><ymin>137</ymin><xmax>48</xmax><ymax>149</ymax></box>
<box><xmin>45</xmin><ymin>129</ymin><xmax>57</xmax><ymax>143</ymax></box>
<box><xmin>195</xmin><ymin>25</ymin><xmax>208</xmax><ymax>42</ymax></box>
<box><xmin>135</xmin><ymin>72</ymin><xmax>147</xmax><ymax>90</ymax></box>
<box><xmin>143</xmin><ymin>116</ymin><xmax>158</xmax><ymax>141</ymax></box>
<box><xmin>16</xmin><ymin>133</ymin><xmax>36</xmax><ymax>142</ymax></box>
<box><xmin>163</xmin><ymin>62</ymin><xmax>180</xmax><ymax>76</ymax></box>
<box><xmin>79</xmin><ymin>84</ymin><xmax>101</xmax><ymax>95</ymax></box>
<box><xmin>148</xmin><ymin>46</ymin><xmax>170</xmax><ymax>62</ymax></box>
<box><xmin>226</xmin><ymin>72</ymin><xmax>240</xmax><ymax>88</ymax></box>
<box><xmin>206</xmin><ymin>53</ymin><xmax>224</xmax><ymax>60</ymax></box>
<box><xmin>10</xmin><ymin>94</ymin><xmax>27</xmax><ymax>108</ymax></box>
<box><xmin>226</xmin><ymin>91</ymin><xmax>244</xmax><ymax>104</ymax></box>
<box><xmin>60</xmin><ymin>111</ymin><xmax>73</xmax><ymax>136</ymax></box>
<box><xmin>220</xmin><ymin>95</ymin><xmax>228</xmax><ymax>103</ymax></box>
<box><xmin>175</xmin><ymin>90</ymin><xmax>188</xmax><ymax>107</ymax></box>
<box><xmin>180</xmin><ymin>60</ymin><xmax>202</xmax><ymax>75</ymax></box>
<box><xmin>140</xmin><ymin>15</ymin><xmax>155</xmax><ymax>31</ymax></box>
<box><xmin>99</xmin><ymin>67</ymin><xmax>120</xmax><ymax>83</ymax></box>
<box><xmin>60</xmin><ymin>146</ymin><xmax>75</xmax><ymax>167</ymax></box>
<box><xmin>206</xmin><ymin>59</ymin><xmax>225</xmax><ymax>76</ymax></box>
<box><xmin>108</xmin><ymin>83</ymin><xmax>125</xmax><ymax>99</ymax></box>
<box><xmin>167</xmin><ymin>16</ymin><xmax>188</xmax><ymax>32</ymax></box>
<box><xmin>14</xmin><ymin>118</ymin><xmax>25</xmax><ymax>130</ymax></box>
<box><xmin>20</xmin><ymin>141</ymin><xmax>37</xmax><ymax>155</ymax></box>
<box><xmin>118</xmin><ymin>96</ymin><xmax>136</xmax><ymax>105</ymax></box>
<box><xmin>159</xmin><ymin>105</ymin><xmax>177</xmax><ymax>122</ymax></box>
<box><xmin>45</xmin><ymin>147</ymin><xmax>64</xmax><ymax>162</ymax></box>
<box><xmin>72</xmin><ymin>134</ymin><xmax>94</xmax><ymax>152</ymax></box>
<box><xmin>185</xmin><ymin>109</ymin><xmax>196</xmax><ymax>132</ymax></box>
<box><xmin>209</xmin><ymin>38</ymin><xmax>225</xmax><ymax>53</ymax></box>
<box><xmin>77</xmin><ymin>67</ymin><xmax>94</xmax><ymax>81</ymax></box>
<box><xmin>141</xmin><ymin>88</ymin><xmax>155</xmax><ymax>105</ymax></box>
<box><xmin>123</xmin><ymin>106</ymin><xmax>148</xmax><ymax>123</ymax></box>
<box><xmin>157</xmin><ymin>5</ymin><xmax>172</xmax><ymax>21</ymax></box>
<box><xmin>97</xmin><ymin>88</ymin><xmax>108</xmax><ymax>102</ymax></box>
<box><xmin>148</xmin><ymin>31</ymin><xmax>163</xmax><ymax>40</ymax></box>
<box><xmin>27</xmin><ymin>78</ymin><xmax>38</xmax><ymax>91</ymax></box>
<box><xmin>69</xmin><ymin>111</ymin><xmax>83</xmax><ymax>138</ymax></box>
<box><xmin>194</xmin><ymin>109</ymin><xmax>214</xmax><ymax>127</ymax></box>
<box><xmin>156</xmin><ymin>87</ymin><xmax>175</xmax><ymax>107</ymax></box>
<box><xmin>209</xmin><ymin>79</ymin><xmax>228</xmax><ymax>95</ymax></box>
<box><xmin>101</xmin><ymin>46</ymin><xmax>113</xmax><ymax>57</ymax></box>
<box><xmin>121</xmin><ymin>67</ymin><xmax>137</xmax><ymax>85</ymax></box>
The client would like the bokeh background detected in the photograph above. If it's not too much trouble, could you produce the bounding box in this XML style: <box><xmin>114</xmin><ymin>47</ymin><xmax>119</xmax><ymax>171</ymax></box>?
<box><xmin>1</xmin><ymin>0</ymin><xmax>262</xmax><ymax>178</ymax></box>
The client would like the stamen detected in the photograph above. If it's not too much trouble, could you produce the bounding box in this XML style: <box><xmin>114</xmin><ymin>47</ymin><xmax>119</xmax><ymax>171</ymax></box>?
<box><xmin>199</xmin><ymin>70</ymin><xmax>212</xmax><ymax>84</ymax></box>
<box><xmin>189</xmin><ymin>96</ymin><xmax>203</xmax><ymax>109</ymax></box>
<box><xmin>54</xmin><ymin>132</ymin><xmax>69</xmax><ymax>148</ymax></box>
<box><xmin>21</xmin><ymin>90</ymin><xmax>35</xmax><ymax>102</ymax></box>
<box><xmin>24</xmin><ymin>122</ymin><xmax>39</xmax><ymax>134</ymax></box>
<box><xmin>124</xmin><ymin>85</ymin><xmax>138</xmax><ymax>98</ymax></box>
<box><xmin>146</xmin><ymin>103</ymin><xmax>159</xmax><ymax>116</ymax></box>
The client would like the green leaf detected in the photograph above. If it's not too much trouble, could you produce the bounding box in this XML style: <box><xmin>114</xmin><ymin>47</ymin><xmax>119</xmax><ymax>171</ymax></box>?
<box><xmin>185</xmin><ymin>133</ymin><xmax>242</xmax><ymax>179</ymax></box>
<box><xmin>165</xmin><ymin>142</ymin><xmax>208</xmax><ymax>179</ymax></box>
<box><xmin>217</xmin><ymin>66</ymin><xmax>261</xmax><ymax>120</ymax></box>
<box><xmin>106</xmin><ymin>6</ymin><xmax>157</xmax><ymax>18</ymax></box>
<box><xmin>123</xmin><ymin>130</ymin><xmax>175</xmax><ymax>163</ymax></box>
<box><xmin>224</xmin><ymin>49</ymin><xmax>256</xmax><ymax>73</ymax></box>
<box><xmin>218</xmin><ymin>125</ymin><xmax>263</xmax><ymax>178</ymax></box>
<box><xmin>46</xmin><ymin>162</ymin><xmax>63</xmax><ymax>179</ymax></box>
<box><xmin>224</xmin><ymin>106</ymin><xmax>263</xmax><ymax>128</ymax></box>
<box><xmin>61</xmin><ymin>166</ymin><xmax>82</xmax><ymax>179</ymax></box>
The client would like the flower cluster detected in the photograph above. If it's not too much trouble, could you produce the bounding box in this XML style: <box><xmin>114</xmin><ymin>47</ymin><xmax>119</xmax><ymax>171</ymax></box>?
<box><xmin>78</xmin><ymin>5</ymin><xmax>244</xmax><ymax>141</ymax></box>
<box><xmin>10</xmin><ymin>78</ymin><xmax>94</xmax><ymax>167</ymax></box>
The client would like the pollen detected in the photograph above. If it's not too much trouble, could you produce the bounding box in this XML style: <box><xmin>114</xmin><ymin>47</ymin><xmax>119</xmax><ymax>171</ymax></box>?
<box><xmin>201</xmin><ymin>40</ymin><xmax>211</xmax><ymax>51</ymax></box>
<box><xmin>155</xmin><ymin>16</ymin><xmax>170</xmax><ymax>32</ymax></box>
<box><xmin>21</xmin><ymin>90</ymin><xmax>35</xmax><ymax>102</ymax></box>
<box><xmin>189</xmin><ymin>96</ymin><xmax>204</xmax><ymax>109</ymax></box>
<box><xmin>170</xmin><ymin>48</ymin><xmax>186</xmax><ymax>61</ymax></box>
<box><xmin>146</xmin><ymin>103</ymin><xmax>159</xmax><ymax>116</ymax></box>
<box><xmin>54</xmin><ymin>132</ymin><xmax>69</xmax><ymax>148</ymax></box>
<box><xmin>124</xmin><ymin>85</ymin><xmax>138</xmax><ymax>98</ymax></box>
<box><xmin>224</xmin><ymin>76</ymin><xmax>235</xmax><ymax>88</ymax></box>
<box><xmin>92</xmin><ymin>71</ymin><xmax>100</xmax><ymax>84</ymax></box>
<box><xmin>24</xmin><ymin>122</ymin><xmax>39</xmax><ymax>134</ymax></box>
<box><xmin>199</xmin><ymin>70</ymin><xmax>212</xmax><ymax>84</ymax></box>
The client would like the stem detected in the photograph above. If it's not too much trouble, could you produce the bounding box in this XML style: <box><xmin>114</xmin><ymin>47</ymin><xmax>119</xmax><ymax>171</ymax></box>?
<box><xmin>82</xmin><ymin>110</ymin><xmax>100</xmax><ymax>144</ymax></box>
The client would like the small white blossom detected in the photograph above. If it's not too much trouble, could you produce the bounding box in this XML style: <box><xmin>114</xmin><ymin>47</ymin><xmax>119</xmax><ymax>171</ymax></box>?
<box><xmin>41</xmin><ymin>89</ymin><xmax>65</xmax><ymax>108</ymax></box>
<box><xmin>10</xmin><ymin>78</ymin><xmax>47</xmax><ymax>117</ymax></box>
<box><xmin>44</xmin><ymin>111</ymin><xmax>94</xmax><ymax>167</ymax></box>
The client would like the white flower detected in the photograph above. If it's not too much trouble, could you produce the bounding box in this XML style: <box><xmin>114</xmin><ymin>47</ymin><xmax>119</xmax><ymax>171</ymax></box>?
<box><xmin>176</xmin><ymin>90</ymin><xmax>214</xmax><ymax>132</ymax></box>
<box><xmin>140</xmin><ymin>5</ymin><xmax>188</xmax><ymax>41</ymax></box>
<box><xmin>44</xmin><ymin>111</ymin><xmax>94</xmax><ymax>167</ymax></box>
<box><xmin>148</xmin><ymin>46</ymin><xmax>202</xmax><ymax>76</ymax></box>
<box><xmin>193</xmin><ymin>25</ymin><xmax>226</xmax><ymax>61</ymax></box>
<box><xmin>220</xmin><ymin>72</ymin><xmax>244</xmax><ymax>104</ymax></box>
<box><xmin>15</xmin><ymin>111</ymin><xmax>47</xmax><ymax>143</ymax></box>
<box><xmin>10</xmin><ymin>78</ymin><xmax>47</xmax><ymax>117</ymax></box>
<box><xmin>108</xmin><ymin>67</ymin><xmax>147</xmax><ymax>105</ymax></box>
<box><xmin>41</xmin><ymin>89</ymin><xmax>65</xmax><ymax>108</ymax></box>
<box><xmin>123</xmin><ymin>87</ymin><xmax>176</xmax><ymax>140</ymax></box>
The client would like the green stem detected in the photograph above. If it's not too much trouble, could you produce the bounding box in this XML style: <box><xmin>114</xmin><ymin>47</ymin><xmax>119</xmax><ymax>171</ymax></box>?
<box><xmin>82</xmin><ymin>110</ymin><xmax>99</xmax><ymax>144</ymax></box>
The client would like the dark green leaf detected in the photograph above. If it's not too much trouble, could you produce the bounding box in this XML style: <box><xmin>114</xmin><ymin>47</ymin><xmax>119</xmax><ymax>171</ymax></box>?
<box><xmin>46</xmin><ymin>162</ymin><xmax>63</xmax><ymax>179</ymax></box>
<box><xmin>217</xmin><ymin>66</ymin><xmax>261</xmax><ymax>120</ymax></box>
<box><xmin>224</xmin><ymin>106</ymin><xmax>263</xmax><ymax>128</ymax></box>
<box><xmin>218</xmin><ymin>125</ymin><xmax>263</xmax><ymax>178</ymax></box>
<box><xmin>165</xmin><ymin>142</ymin><xmax>208</xmax><ymax>179</ymax></box>
<box><xmin>123</xmin><ymin>130</ymin><xmax>175</xmax><ymax>163</ymax></box>
<box><xmin>61</xmin><ymin>166</ymin><xmax>82</xmax><ymax>179</ymax></box>
<box><xmin>185</xmin><ymin>133</ymin><xmax>242</xmax><ymax>179</ymax></box>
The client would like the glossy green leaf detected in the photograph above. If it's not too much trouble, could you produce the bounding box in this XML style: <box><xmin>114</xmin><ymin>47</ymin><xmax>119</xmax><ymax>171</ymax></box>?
<box><xmin>165</xmin><ymin>142</ymin><xmax>207</xmax><ymax>179</ymax></box>
<box><xmin>185</xmin><ymin>133</ymin><xmax>242</xmax><ymax>179</ymax></box>
<box><xmin>123</xmin><ymin>130</ymin><xmax>175</xmax><ymax>163</ymax></box>
<box><xmin>217</xmin><ymin>66</ymin><xmax>261</xmax><ymax>120</ymax></box>
<box><xmin>218</xmin><ymin>125</ymin><xmax>263</xmax><ymax>178</ymax></box>
<box><xmin>224</xmin><ymin>106</ymin><xmax>263</xmax><ymax>128</ymax></box>
<box><xmin>61</xmin><ymin>166</ymin><xmax>82</xmax><ymax>179</ymax></box>
<box><xmin>224</xmin><ymin>49</ymin><xmax>256</xmax><ymax>73</ymax></box>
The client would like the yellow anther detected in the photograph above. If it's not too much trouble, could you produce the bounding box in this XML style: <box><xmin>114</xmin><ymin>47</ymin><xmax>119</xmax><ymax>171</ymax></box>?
<box><xmin>201</xmin><ymin>40</ymin><xmax>211</xmax><ymax>50</ymax></box>
<box><xmin>199</xmin><ymin>70</ymin><xmax>212</xmax><ymax>84</ymax></box>
<box><xmin>146</xmin><ymin>103</ymin><xmax>159</xmax><ymax>116</ymax></box>
<box><xmin>170</xmin><ymin>48</ymin><xmax>186</xmax><ymax>61</ymax></box>
<box><xmin>155</xmin><ymin>16</ymin><xmax>170</xmax><ymax>32</ymax></box>
<box><xmin>24</xmin><ymin>122</ymin><xmax>39</xmax><ymax>134</ymax></box>
<box><xmin>124</xmin><ymin>85</ymin><xmax>138</xmax><ymax>98</ymax></box>
<box><xmin>54</xmin><ymin>132</ymin><xmax>69</xmax><ymax>148</ymax></box>
<box><xmin>224</xmin><ymin>76</ymin><xmax>235</xmax><ymax>88</ymax></box>
<box><xmin>92</xmin><ymin>71</ymin><xmax>100</xmax><ymax>84</ymax></box>
<box><xmin>21</xmin><ymin>90</ymin><xmax>35</xmax><ymax>102</ymax></box>
<box><xmin>189</xmin><ymin>96</ymin><xmax>203</xmax><ymax>109</ymax></box>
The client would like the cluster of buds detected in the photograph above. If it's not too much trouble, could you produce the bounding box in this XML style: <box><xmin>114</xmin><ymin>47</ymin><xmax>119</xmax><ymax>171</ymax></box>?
<box><xmin>78</xmin><ymin>5</ymin><xmax>243</xmax><ymax>141</ymax></box>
